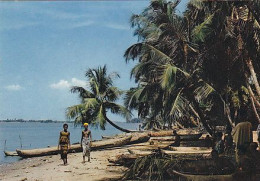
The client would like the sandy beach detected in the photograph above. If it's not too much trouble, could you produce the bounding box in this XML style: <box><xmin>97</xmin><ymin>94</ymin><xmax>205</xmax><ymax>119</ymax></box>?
<box><xmin>1</xmin><ymin>132</ymin><xmax>258</xmax><ymax>181</ymax></box>
<box><xmin>0</xmin><ymin>147</ymin><xmax>130</xmax><ymax>181</ymax></box>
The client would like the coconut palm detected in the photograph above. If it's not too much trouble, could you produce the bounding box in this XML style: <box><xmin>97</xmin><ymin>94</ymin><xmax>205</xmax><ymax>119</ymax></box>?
<box><xmin>186</xmin><ymin>0</ymin><xmax>260</xmax><ymax>123</ymax></box>
<box><xmin>66</xmin><ymin>65</ymin><xmax>132</xmax><ymax>133</ymax></box>
<box><xmin>124</xmin><ymin>0</ymin><xmax>216</xmax><ymax>135</ymax></box>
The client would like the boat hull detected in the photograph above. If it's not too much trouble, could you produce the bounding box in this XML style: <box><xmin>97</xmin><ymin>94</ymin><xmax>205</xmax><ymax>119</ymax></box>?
<box><xmin>16</xmin><ymin>136</ymin><xmax>132</xmax><ymax>158</ymax></box>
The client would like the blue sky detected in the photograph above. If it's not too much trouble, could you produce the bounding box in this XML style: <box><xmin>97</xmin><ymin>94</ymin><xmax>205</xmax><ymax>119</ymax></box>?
<box><xmin>0</xmin><ymin>0</ymin><xmax>188</xmax><ymax>121</ymax></box>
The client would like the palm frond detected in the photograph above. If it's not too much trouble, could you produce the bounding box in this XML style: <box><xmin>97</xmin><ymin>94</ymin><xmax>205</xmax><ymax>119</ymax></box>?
<box><xmin>66</xmin><ymin>104</ymin><xmax>84</xmax><ymax>120</ymax></box>
<box><xmin>160</xmin><ymin>64</ymin><xmax>177</xmax><ymax>89</ymax></box>
<box><xmin>70</xmin><ymin>86</ymin><xmax>94</xmax><ymax>99</ymax></box>
<box><xmin>192</xmin><ymin>13</ymin><xmax>214</xmax><ymax>43</ymax></box>
<box><xmin>83</xmin><ymin>98</ymin><xmax>99</xmax><ymax>110</ymax></box>
<box><xmin>105</xmin><ymin>102</ymin><xmax>132</xmax><ymax>120</ymax></box>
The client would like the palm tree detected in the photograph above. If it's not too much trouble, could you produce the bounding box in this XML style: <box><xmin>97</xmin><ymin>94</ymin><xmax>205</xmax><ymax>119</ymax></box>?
<box><xmin>186</xmin><ymin>0</ymin><xmax>260</xmax><ymax>123</ymax></box>
<box><xmin>124</xmin><ymin>0</ymin><xmax>215</xmax><ymax>135</ymax></box>
<box><xmin>66</xmin><ymin>65</ymin><xmax>132</xmax><ymax>133</ymax></box>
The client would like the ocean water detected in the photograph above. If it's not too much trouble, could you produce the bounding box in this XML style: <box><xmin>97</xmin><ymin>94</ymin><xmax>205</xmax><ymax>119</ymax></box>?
<box><xmin>0</xmin><ymin>122</ymin><xmax>140</xmax><ymax>165</ymax></box>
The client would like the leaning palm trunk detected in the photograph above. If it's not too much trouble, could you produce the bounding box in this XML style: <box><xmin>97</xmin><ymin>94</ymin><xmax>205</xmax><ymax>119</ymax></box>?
<box><xmin>186</xmin><ymin>93</ymin><xmax>213</xmax><ymax>135</ymax></box>
<box><xmin>248</xmin><ymin>84</ymin><xmax>260</xmax><ymax>109</ymax></box>
<box><xmin>249</xmin><ymin>94</ymin><xmax>260</xmax><ymax>123</ymax></box>
<box><xmin>246</xmin><ymin>58</ymin><xmax>260</xmax><ymax>98</ymax></box>
<box><xmin>105</xmin><ymin>116</ymin><xmax>131</xmax><ymax>133</ymax></box>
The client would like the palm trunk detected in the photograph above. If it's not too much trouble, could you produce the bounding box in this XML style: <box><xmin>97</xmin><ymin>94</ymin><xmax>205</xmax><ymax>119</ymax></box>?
<box><xmin>245</xmin><ymin>58</ymin><xmax>260</xmax><ymax>98</ymax></box>
<box><xmin>218</xmin><ymin>94</ymin><xmax>235</xmax><ymax>128</ymax></box>
<box><xmin>176</xmin><ymin>121</ymin><xmax>185</xmax><ymax>129</ymax></box>
<box><xmin>187</xmin><ymin>94</ymin><xmax>213</xmax><ymax>135</ymax></box>
<box><xmin>249</xmin><ymin>95</ymin><xmax>260</xmax><ymax>123</ymax></box>
<box><xmin>105</xmin><ymin>116</ymin><xmax>131</xmax><ymax>133</ymax></box>
<box><xmin>248</xmin><ymin>84</ymin><xmax>260</xmax><ymax>109</ymax></box>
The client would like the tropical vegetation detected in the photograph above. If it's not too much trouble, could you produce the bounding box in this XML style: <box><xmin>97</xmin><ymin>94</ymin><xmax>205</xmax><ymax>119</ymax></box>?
<box><xmin>123</xmin><ymin>0</ymin><xmax>260</xmax><ymax>135</ymax></box>
<box><xmin>67</xmin><ymin>0</ymin><xmax>260</xmax><ymax>136</ymax></box>
<box><xmin>66</xmin><ymin>65</ymin><xmax>132</xmax><ymax>133</ymax></box>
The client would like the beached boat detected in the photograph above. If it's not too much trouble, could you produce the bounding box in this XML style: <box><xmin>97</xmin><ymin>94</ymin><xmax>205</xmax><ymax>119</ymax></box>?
<box><xmin>129</xmin><ymin>133</ymin><xmax>150</xmax><ymax>144</ymax></box>
<box><xmin>150</xmin><ymin>133</ymin><xmax>202</xmax><ymax>142</ymax></box>
<box><xmin>179</xmin><ymin>133</ymin><xmax>202</xmax><ymax>141</ymax></box>
<box><xmin>16</xmin><ymin>136</ymin><xmax>132</xmax><ymax>158</ymax></box>
<box><xmin>4</xmin><ymin>151</ymin><xmax>18</xmax><ymax>156</ymax></box>
<box><xmin>102</xmin><ymin>133</ymin><xmax>150</xmax><ymax>144</ymax></box>
<box><xmin>167</xmin><ymin>157</ymin><xmax>237</xmax><ymax>181</ymax></box>
<box><xmin>148</xmin><ymin>129</ymin><xmax>202</xmax><ymax>139</ymax></box>
<box><xmin>167</xmin><ymin>169</ymin><xmax>234</xmax><ymax>181</ymax></box>
<box><xmin>149</xmin><ymin>130</ymin><xmax>173</xmax><ymax>137</ymax></box>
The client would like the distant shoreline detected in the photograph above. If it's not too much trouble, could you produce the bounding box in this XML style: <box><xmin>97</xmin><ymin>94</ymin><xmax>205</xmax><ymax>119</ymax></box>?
<box><xmin>0</xmin><ymin>120</ymin><xmax>139</xmax><ymax>123</ymax></box>
<box><xmin>0</xmin><ymin>120</ymin><xmax>72</xmax><ymax>123</ymax></box>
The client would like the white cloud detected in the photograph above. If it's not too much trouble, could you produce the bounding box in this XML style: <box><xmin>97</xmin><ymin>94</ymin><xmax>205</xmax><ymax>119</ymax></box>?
<box><xmin>50</xmin><ymin>80</ymin><xmax>70</xmax><ymax>90</ymax></box>
<box><xmin>5</xmin><ymin>84</ymin><xmax>23</xmax><ymax>91</ymax></box>
<box><xmin>50</xmin><ymin>78</ymin><xmax>87</xmax><ymax>90</ymax></box>
<box><xmin>71</xmin><ymin>78</ymin><xmax>86</xmax><ymax>87</ymax></box>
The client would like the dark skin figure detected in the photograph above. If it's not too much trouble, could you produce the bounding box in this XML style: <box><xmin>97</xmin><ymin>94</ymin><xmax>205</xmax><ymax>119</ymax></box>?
<box><xmin>81</xmin><ymin>124</ymin><xmax>92</xmax><ymax>163</ymax></box>
<box><xmin>58</xmin><ymin>124</ymin><xmax>70</xmax><ymax>165</ymax></box>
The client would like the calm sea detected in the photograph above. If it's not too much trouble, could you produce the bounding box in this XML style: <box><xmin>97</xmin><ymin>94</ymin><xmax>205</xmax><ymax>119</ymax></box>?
<box><xmin>0</xmin><ymin>122</ymin><xmax>140</xmax><ymax>165</ymax></box>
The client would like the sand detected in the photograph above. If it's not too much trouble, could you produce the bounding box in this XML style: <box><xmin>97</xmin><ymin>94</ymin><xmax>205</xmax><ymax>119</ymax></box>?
<box><xmin>0</xmin><ymin>147</ymin><xmax>130</xmax><ymax>181</ymax></box>
<box><xmin>1</xmin><ymin>132</ymin><xmax>258</xmax><ymax>181</ymax></box>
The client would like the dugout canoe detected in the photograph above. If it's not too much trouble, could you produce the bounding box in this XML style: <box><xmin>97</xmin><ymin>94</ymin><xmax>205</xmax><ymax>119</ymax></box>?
<box><xmin>16</xmin><ymin>136</ymin><xmax>132</xmax><ymax>158</ymax></box>
<box><xmin>179</xmin><ymin>133</ymin><xmax>202</xmax><ymax>141</ymax></box>
<box><xmin>128</xmin><ymin>133</ymin><xmax>150</xmax><ymax>144</ymax></box>
<box><xmin>167</xmin><ymin>157</ymin><xmax>237</xmax><ymax>181</ymax></box>
<box><xmin>102</xmin><ymin>133</ymin><xmax>150</xmax><ymax>144</ymax></box>
<box><xmin>4</xmin><ymin>151</ymin><xmax>18</xmax><ymax>156</ymax></box>
<box><xmin>148</xmin><ymin>129</ymin><xmax>202</xmax><ymax>139</ymax></box>
<box><xmin>167</xmin><ymin>169</ymin><xmax>234</xmax><ymax>181</ymax></box>
<box><xmin>150</xmin><ymin>133</ymin><xmax>202</xmax><ymax>141</ymax></box>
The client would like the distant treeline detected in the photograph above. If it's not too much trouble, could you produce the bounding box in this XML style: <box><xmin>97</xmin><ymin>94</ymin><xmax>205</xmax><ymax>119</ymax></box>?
<box><xmin>0</xmin><ymin>119</ymin><xmax>72</xmax><ymax>123</ymax></box>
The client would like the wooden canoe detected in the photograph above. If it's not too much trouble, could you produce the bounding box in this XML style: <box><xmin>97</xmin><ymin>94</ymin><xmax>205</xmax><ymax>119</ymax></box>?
<box><xmin>167</xmin><ymin>169</ymin><xmax>260</xmax><ymax>181</ymax></box>
<box><xmin>179</xmin><ymin>133</ymin><xmax>202</xmax><ymax>141</ymax></box>
<box><xmin>4</xmin><ymin>151</ymin><xmax>18</xmax><ymax>156</ymax></box>
<box><xmin>148</xmin><ymin>130</ymin><xmax>202</xmax><ymax>139</ymax></box>
<box><xmin>16</xmin><ymin>136</ymin><xmax>132</xmax><ymax>158</ymax></box>
<box><xmin>101</xmin><ymin>133</ymin><xmax>126</xmax><ymax>139</ymax></box>
<box><xmin>167</xmin><ymin>169</ymin><xmax>234</xmax><ymax>181</ymax></box>
<box><xmin>167</xmin><ymin>157</ymin><xmax>237</xmax><ymax>181</ymax></box>
<box><xmin>149</xmin><ymin>130</ymin><xmax>173</xmax><ymax>137</ymax></box>
<box><xmin>102</xmin><ymin>133</ymin><xmax>150</xmax><ymax>144</ymax></box>
<box><xmin>128</xmin><ymin>133</ymin><xmax>150</xmax><ymax>144</ymax></box>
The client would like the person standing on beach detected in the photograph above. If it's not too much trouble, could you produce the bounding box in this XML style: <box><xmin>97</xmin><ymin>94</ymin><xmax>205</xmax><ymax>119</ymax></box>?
<box><xmin>232</xmin><ymin>110</ymin><xmax>253</xmax><ymax>164</ymax></box>
<box><xmin>58</xmin><ymin>123</ymin><xmax>70</xmax><ymax>165</ymax></box>
<box><xmin>81</xmin><ymin>123</ymin><xmax>92</xmax><ymax>163</ymax></box>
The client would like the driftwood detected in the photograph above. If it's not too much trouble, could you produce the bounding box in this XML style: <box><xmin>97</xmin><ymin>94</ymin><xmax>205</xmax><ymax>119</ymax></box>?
<box><xmin>16</xmin><ymin>136</ymin><xmax>132</xmax><ymax>158</ymax></box>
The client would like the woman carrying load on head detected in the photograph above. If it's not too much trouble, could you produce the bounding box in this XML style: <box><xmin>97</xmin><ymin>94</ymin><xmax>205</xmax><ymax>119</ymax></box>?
<box><xmin>81</xmin><ymin>122</ymin><xmax>92</xmax><ymax>163</ymax></box>
<box><xmin>58</xmin><ymin>123</ymin><xmax>70</xmax><ymax>165</ymax></box>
